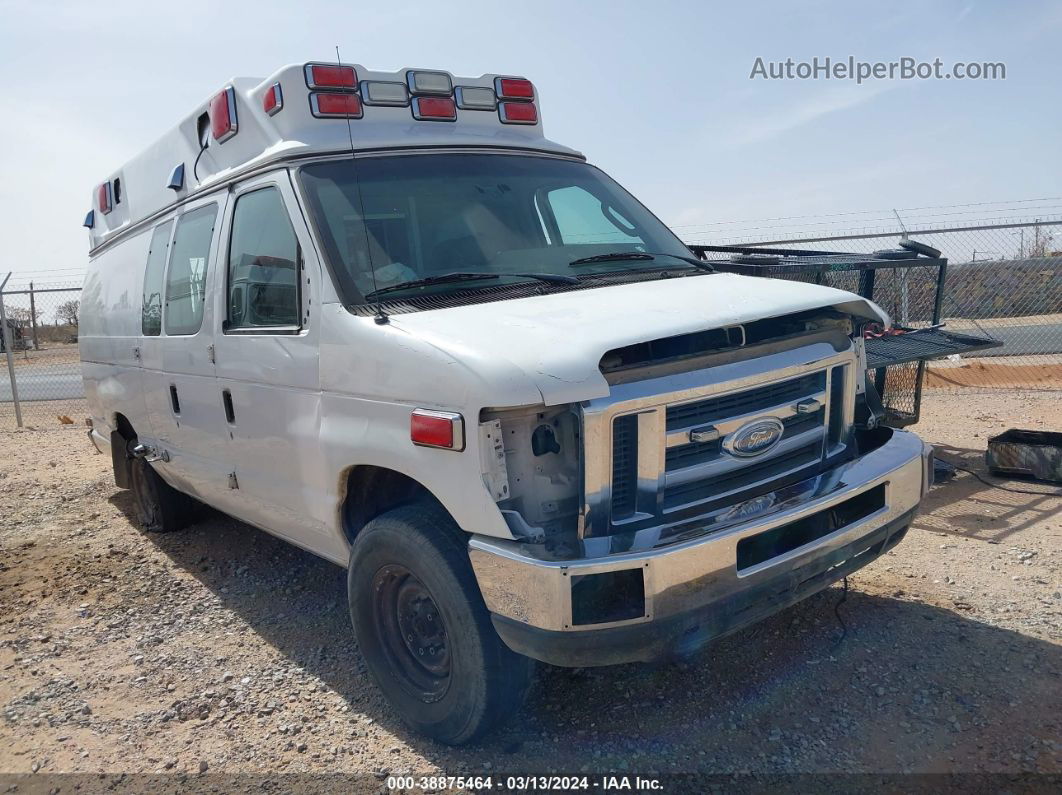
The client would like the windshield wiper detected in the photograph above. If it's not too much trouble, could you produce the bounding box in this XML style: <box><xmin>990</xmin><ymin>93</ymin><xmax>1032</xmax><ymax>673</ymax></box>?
<box><xmin>568</xmin><ymin>251</ymin><xmax>715</xmax><ymax>271</ymax></box>
<box><xmin>363</xmin><ymin>270</ymin><xmax>582</xmax><ymax>301</ymax></box>
<box><xmin>364</xmin><ymin>272</ymin><xmax>499</xmax><ymax>300</ymax></box>
<box><xmin>569</xmin><ymin>252</ymin><xmax>656</xmax><ymax>267</ymax></box>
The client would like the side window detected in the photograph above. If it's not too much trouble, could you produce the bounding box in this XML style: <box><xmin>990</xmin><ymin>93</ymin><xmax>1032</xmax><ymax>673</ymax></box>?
<box><xmin>227</xmin><ymin>187</ymin><xmax>300</xmax><ymax>329</ymax></box>
<box><xmin>544</xmin><ymin>186</ymin><xmax>645</xmax><ymax>247</ymax></box>
<box><xmin>142</xmin><ymin>221</ymin><xmax>173</xmax><ymax>336</ymax></box>
<box><xmin>164</xmin><ymin>204</ymin><xmax>218</xmax><ymax>336</ymax></box>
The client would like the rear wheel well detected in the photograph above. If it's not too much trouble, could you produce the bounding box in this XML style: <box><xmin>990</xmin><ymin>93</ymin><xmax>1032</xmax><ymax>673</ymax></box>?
<box><xmin>341</xmin><ymin>466</ymin><xmax>434</xmax><ymax>545</ymax></box>
<box><xmin>111</xmin><ymin>413</ymin><xmax>137</xmax><ymax>489</ymax></box>
<box><xmin>114</xmin><ymin>413</ymin><xmax>136</xmax><ymax>443</ymax></box>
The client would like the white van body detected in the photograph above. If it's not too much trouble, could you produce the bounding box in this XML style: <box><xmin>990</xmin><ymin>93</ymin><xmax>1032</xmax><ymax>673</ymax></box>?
<box><xmin>81</xmin><ymin>62</ymin><xmax>930</xmax><ymax>741</ymax></box>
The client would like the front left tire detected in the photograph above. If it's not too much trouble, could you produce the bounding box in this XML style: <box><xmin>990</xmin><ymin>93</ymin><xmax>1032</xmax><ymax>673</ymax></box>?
<box><xmin>347</xmin><ymin>502</ymin><xmax>534</xmax><ymax>745</ymax></box>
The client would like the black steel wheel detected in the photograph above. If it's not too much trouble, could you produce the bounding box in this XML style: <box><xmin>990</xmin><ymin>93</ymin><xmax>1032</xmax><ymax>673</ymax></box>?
<box><xmin>371</xmin><ymin>565</ymin><xmax>451</xmax><ymax>701</ymax></box>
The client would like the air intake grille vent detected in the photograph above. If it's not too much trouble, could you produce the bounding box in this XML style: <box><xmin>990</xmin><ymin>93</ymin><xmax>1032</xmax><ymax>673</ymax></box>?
<box><xmin>611</xmin><ymin>414</ymin><xmax>639</xmax><ymax>518</ymax></box>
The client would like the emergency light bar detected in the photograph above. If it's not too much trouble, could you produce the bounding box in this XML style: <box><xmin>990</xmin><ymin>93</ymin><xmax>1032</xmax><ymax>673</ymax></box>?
<box><xmin>87</xmin><ymin>62</ymin><xmax>553</xmax><ymax>239</ymax></box>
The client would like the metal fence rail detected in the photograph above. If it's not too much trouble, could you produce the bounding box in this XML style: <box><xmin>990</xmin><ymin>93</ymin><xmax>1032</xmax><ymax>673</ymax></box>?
<box><xmin>697</xmin><ymin>220</ymin><xmax>1062</xmax><ymax>394</ymax></box>
<box><xmin>1</xmin><ymin>276</ymin><xmax>85</xmax><ymax>428</ymax></box>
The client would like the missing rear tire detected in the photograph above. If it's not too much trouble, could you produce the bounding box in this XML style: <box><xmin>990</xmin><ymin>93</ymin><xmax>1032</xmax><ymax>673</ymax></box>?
<box><xmin>129</xmin><ymin>455</ymin><xmax>195</xmax><ymax>533</ymax></box>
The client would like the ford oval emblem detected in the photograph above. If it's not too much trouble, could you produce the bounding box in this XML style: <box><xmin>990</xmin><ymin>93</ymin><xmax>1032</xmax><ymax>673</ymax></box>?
<box><xmin>723</xmin><ymin>417</ymin><xmax>785</xmax><ymax>458</ymax></box>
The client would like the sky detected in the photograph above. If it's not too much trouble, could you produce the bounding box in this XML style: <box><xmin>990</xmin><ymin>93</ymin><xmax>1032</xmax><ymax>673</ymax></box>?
<box><xmin>1</xmin><ymin>0</ymin><xmax>1060</xmax><ymax>287</ymax></box>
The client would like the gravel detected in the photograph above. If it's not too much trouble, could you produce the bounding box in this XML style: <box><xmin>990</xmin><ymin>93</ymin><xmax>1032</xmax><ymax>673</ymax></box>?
<box><xmin>0</xmin><ymin>392</ymin><xmax>1059</xmax><ymax>775</ymax></box>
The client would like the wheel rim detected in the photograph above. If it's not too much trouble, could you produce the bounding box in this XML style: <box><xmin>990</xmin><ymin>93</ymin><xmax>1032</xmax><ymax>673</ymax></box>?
<box><xmin>371</xmin><ymin>565</ymin><xmax>451</xmax><ymax>702</ymax></box>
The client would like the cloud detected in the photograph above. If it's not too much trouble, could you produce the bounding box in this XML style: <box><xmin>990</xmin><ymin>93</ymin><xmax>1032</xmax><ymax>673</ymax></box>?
<box><xmin>717</xmin><ymin>82</ymin><xmax>899</xmax><ymax>149</ymax></box>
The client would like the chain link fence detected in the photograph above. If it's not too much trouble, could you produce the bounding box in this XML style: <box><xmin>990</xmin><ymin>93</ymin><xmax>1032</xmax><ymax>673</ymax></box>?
<box><xmin>2</xmin><ymin>219</ymin><xmax>1059</xmax><ymax>428</ymax></box>
<box><xmin>692</xmin><ymin>220</ymin><xmax>1062</xmax><ymax>398</ymax></box>
<box><xmin>1</xmin><ymin>278</ymin><xmax>85</xmax><ymax>428</ymax></box>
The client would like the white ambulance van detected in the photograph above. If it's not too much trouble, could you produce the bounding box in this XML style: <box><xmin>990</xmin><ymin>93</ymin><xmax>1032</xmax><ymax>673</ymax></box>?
<box><xmin>81</xmin><ymin>62</ymin><xmax>932</xmax><ymax>744</ymax></box>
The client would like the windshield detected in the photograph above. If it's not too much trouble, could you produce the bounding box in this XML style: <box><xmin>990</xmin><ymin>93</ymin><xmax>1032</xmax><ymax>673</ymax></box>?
<box><xmin>299</xmin><ymin>153</ymin><xmax>692</xmax><ymax>304</ymax></box>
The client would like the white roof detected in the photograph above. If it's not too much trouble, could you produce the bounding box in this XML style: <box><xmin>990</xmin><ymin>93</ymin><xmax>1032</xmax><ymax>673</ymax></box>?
<box><xmin>87</xmin><ymin>62</ymin><xmax>582</xmax><ymax>252</ymax></box>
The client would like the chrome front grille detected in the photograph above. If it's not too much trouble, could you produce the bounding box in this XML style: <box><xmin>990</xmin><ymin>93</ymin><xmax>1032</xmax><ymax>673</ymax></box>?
<box><xmin>665</xmin><ymin>372</ymin><xmax>823</xmax><ymax>431</ymax></box>
<box><xmin>584</xmin><ymin>339</ymin><xmax>857</xmax><ymax>540</ymax></box>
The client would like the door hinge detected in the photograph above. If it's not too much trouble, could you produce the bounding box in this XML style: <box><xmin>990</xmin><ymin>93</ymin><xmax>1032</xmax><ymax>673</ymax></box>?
<box><xmin>228</xmin><ymin>471</ymin><xmax>239</xmax><ymax>490</ymax></box>
<box><xmin>133</xmin><ymin>346</ymin><xmax>141</xmax><ymax>361</ymax></box>
<box><xmin>207</xmin><ymin>344</ymin><xmax>216</xmax><ymax>364</ymax></box>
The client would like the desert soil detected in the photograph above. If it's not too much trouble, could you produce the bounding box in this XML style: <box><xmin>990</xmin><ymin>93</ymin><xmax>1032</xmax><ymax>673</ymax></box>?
<box><xmin>0</xmin><ymin>393</ymin><xmax>1059</xmax><ymax>782</ymax></box>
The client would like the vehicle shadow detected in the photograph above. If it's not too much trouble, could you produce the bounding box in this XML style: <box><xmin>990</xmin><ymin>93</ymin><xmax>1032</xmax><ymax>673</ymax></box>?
<box><xmin>108</xmin><ymin>490</ymin><xmax>1061</xmax><ymax>773</ymax></box>
<box><xmin>917</xmin><ymin>442</ymin><xmax>1061</xmax><ymax>543</ymax></box>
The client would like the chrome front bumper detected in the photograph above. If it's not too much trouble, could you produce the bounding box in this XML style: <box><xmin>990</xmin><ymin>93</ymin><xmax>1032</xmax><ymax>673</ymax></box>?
<box><xmin>469</xmin><ymin>427</ymin><xmax>931</xmax><ymax>666</ymax></box>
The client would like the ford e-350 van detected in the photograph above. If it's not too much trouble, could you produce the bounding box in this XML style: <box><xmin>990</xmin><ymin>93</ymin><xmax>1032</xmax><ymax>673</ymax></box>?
<box><xmin>80</xmin><ymin>62</ymin><xmax>931</xmax><ymax>744</ymax></box>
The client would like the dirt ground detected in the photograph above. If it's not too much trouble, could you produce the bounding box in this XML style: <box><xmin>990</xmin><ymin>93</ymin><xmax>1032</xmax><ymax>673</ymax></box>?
<box><xmin>0</xmin><ymin>392</ymin><xmax>1059</xmax><ymax>782</ymax></box>
<box><xmin>925</xmin><ymin>357</ymin><xmax>1062</xmax><ymax>390</ymax></box>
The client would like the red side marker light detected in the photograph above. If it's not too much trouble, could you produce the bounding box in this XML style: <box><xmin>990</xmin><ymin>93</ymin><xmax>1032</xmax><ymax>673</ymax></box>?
<box><xmin>263</xmin><ymin>82</ymin><xmax>283</xmax><ymax>116</ymax></box>
<box><xmin>97</xmin><ymin>183</ymin><xmax>112</xmax><ymax>214</ymax></box>
<box><xmin>412</xmin><ymin>96</ymin><xmax>457</xmax><ymax>121</ymax></box>
<box><xmin>499</xmin><ymin>101</ymin><xmax>538</xmax><ymax>124</ymax></box>
<box><xmin>410</xmin><ymin>409</ymin><xmax>464</xmax><ymax>451</ymax></box>
<box><xmin>495</xmin><ymin>77</ymin><xmax>534</xmax><ymax>100</ymax></box>
<box><xmin>309</xmin><ymin>92</ymin><xmax>363</xmax><ymax>118</ymax></box>
<box><xmin>305</xmin><ymin>63</ymin><xmax>358</xmax><ymax>89</ymax></box>
<box><xmin>209</xmin><ymin>87</ymin><xmax>238</xmax><ymax>143</ymax></box>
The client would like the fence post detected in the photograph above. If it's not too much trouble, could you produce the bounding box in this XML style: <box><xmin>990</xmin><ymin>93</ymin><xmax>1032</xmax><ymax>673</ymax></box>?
<box><xmin>0</xmin><ymin>272</ymin><xmax>23</xmax><ymax>427</ymax></box>
<box><xmin>29</xmin><ymin>281</ymin><xmax>39</xmax><ymax>351</ymax></box>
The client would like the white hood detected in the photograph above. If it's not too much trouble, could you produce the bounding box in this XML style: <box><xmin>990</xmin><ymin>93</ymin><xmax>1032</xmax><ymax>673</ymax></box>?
<box><xmin>388</xmin><ymin>272</ymin><xmax>887</xmax><ymax>406</ymax></box>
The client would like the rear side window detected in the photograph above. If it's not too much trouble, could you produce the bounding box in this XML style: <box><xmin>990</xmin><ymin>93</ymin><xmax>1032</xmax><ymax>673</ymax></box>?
<box><xmin>142</xmin><ymin>221</ymin><xmax>173</xmax><ymax>336</ymax></box>
<box><xmin>227</xmin><ymin>187</ymin><xmax>300</xmax><ymax>329</ymax></box>
<box><xmin>165</xmin><ymin>204</ymin><xmax>218</xmax><ymax>336</ymax></box>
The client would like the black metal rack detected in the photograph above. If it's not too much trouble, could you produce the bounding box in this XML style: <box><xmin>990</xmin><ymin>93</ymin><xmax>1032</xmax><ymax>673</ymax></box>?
<box><xmin>686</xmin><ymin>242</ymin><xmax>1002</xmax><ymax>426</ymax></box>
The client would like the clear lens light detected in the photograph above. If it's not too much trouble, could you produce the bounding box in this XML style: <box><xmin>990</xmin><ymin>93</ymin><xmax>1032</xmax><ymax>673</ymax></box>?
<box><xmin>455</xmin><ymin>86</ymin><xmax>496</xmax><ymax>110</ymax></box>
<box><xmin>363</xmin><ymin>81</ymin><xmax>409</xmax><ymax>106</ymax></box>
<box><xmin>408</xmin><ymin>71</ymin><xmax>452</xmax><ymax>94</ymax></box>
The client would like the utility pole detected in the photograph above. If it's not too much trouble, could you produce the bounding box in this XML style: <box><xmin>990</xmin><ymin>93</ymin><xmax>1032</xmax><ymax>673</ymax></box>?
<box><xmin>28</xmin><ymin>281</ymin><xmax>39</xmax><ymax>351</ymax></box>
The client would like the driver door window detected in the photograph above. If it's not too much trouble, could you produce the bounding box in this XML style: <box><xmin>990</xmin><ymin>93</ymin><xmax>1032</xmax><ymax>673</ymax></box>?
<box><xmin>227</xmin><ymin>186</ymin><xmax>300</xmax><ymax>330</ymax></box>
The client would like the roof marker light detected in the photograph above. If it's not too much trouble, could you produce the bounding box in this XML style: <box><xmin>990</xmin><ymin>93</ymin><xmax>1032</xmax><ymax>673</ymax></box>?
<box><xmin>499</xmin><ymin>101</ymin><xmax>538</xmax><ymax>124</ymax></box>
<box><xmin>495</xmin><ymin>77</ymin><xmax>534</xmax><ymax>100</ymax></box>
<box><xmin>455</xmin><ymin>86</ymin><xmax>496</xmax><ymax>110</ymax></box>
<box><xmin>263</xmin><ymin>82</ymin><xmax>283</xmax><ymax>115</ymax></box>
<box><xmin>305</xmin><ymin>63</ymin><xmax>358</xmax><ymax>89</ymax></box>
<box><xmin>167</xmin><ymin>163</ymin><xmax>185</xmax><ymax>191</ymax></box>
<box><xmin>410</xmin><ymin>409</ymin><xmax>465</xmax><ymax>451</ymax></box>
<box><xmin>406</xmin><ymin>70</ymin><xmax>452</xmax><ymax>95</ymax></box>
<box><xmin>361</xmin><ymin>80</ymin><xmax>409</xmax><ymax>107</ymax></box>
<box><xmin>209</xmin><ymin>87</ymin><xmax>238</xmax><ymax>143</ymax></box>
<box><xmin>97</xmin><ymin>182</ymin><xmax>113</xmax><ymax>214</ymax></box>
<box><xmin>309</xmin><ymin>91</ymin><xmax>364</xmax><ymax>118</ymax></box>
<box><xmin>83</xmin><ymin>210</ymin><xmax>95</xmax><ymax>229</ymax></box>
<box><xmin>411</xmin><ymin>96</ymin><xmax>457</xmax><ymax>121</ymax></box>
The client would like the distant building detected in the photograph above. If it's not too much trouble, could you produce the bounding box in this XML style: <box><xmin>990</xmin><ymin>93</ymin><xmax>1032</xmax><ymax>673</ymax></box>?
<box><xmin>0</xmin><ymin>317</ymin><xmax>25</xmax><ymax>352</ymax></box>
